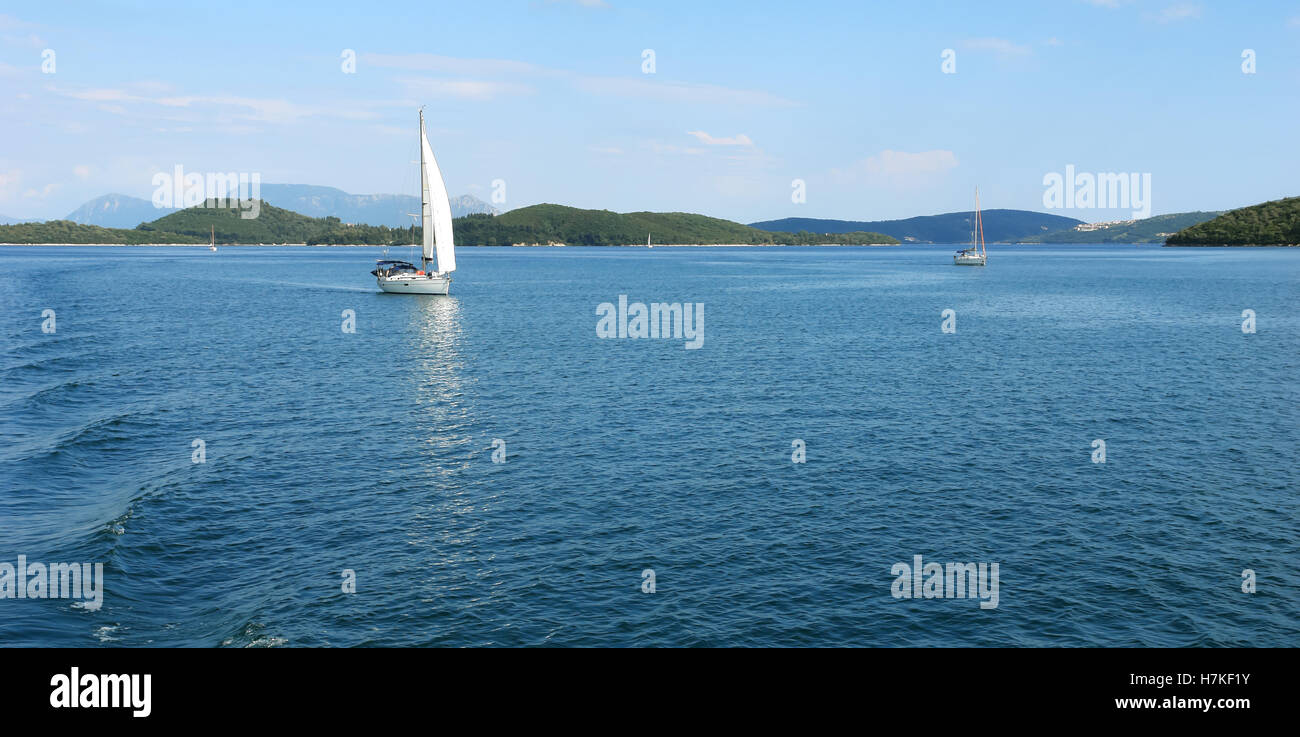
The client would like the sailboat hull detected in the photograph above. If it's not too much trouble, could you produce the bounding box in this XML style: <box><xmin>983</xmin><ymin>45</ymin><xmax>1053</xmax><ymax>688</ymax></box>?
<box><xmin>953</xmin><ymin>254</ymin><xmax>987</xmax><ymax>266</ymax></box>
<box><xmin>376</xmin><ymin>274</ymin><xmax>451</xmax><ymax>294</ymax></box>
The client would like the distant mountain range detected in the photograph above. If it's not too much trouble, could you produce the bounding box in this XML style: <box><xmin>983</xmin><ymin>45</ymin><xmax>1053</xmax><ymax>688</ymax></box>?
<box><xmin>750</xmin><ymin>209</ymin><xmax>1085</xmax><ymax>244</ymax></box>
<box><xmin>64</xmin><ymin>193</ymin><xmax>173</xmax><ymax>229</ymax></box>
<box><xmin>252</xmin><ymin>184</ymin><xmax>496</xmax><ymax>227</ymax></box>
<box><xmin>0</xmin><ymin>215</ymin><xmax>31</xmax><ymax>225</ymax></box>
<box><xmin>62</xmin><ymin>185</ymin><xmax>496</xmax><ymax>228</ymax></box>
<box><xmin>1020</xmin><ymin>211</ymin><xmax>1224</xmax><ymax>244</ymax></box>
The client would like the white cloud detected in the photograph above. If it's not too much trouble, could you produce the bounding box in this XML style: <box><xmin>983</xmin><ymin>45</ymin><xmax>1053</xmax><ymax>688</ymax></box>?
<box><xmin>546</xmin><ymin>0</ymin><xmax>610</xmax><ymax>8</ymax></box>
<box><xmin>960</xmin><ymin>38</ymin><xmax>1033</xmax><ymax>57</ymax></box>
<box><xmin>154</xmin><ymin>94</ymin><xmax>381</xmax><ymax>122</ymax></box>
<box><xmin>686</xmin><ymin>131</ymin><xmax>754</xmax><ymax>146</ymax></box>
<box><xmin>1152</xmin><ymin>3</ymin><xmax>1202</xmax><ymax>23</ymax></box>
<box><xmin>367</xmin><ymin>51</ymin><xmax>794</xmax><ymax>108</ymax></box>
<box><xmin>48</xmin><ymin>85</ymin><xmax>388</xmax><ymax>123</ymax></box>
<box><xmin>862</xmin><ymin>149</ymin><xmax>959</xmax><ymax>177</ymax></box>
<box><xmin>0</xmin><ymin>14</ymin><xmax>34</xmax><ymax>30</ymax></box>
<box><xmin>60</xmin><ymin>88</ymin><xmax>141</xmax><ymax>102</ymax></box>
<box><xmin>646</xmin><ymin>141</ymin><xmax>704</xmax><ymax>156</ymax></box>
<box><xmin>2</xmin><ymin>32</ymin><xmax>45</xmax><ymax>48</ymax></box>
<box><xmin>363</xmin><ymin>53</ymin><xmax>545</xmax><ymax>77</ymax></box>
<box><xmin>23</xmin><ymin>182</ymin><xmax>58</xmax><ymax>199</ymax></box>
<box><xmin>397</xmin><ymin>77</ymin><xmax>534</xmax><ymax>101</ymax></box>
<box><xmin>73</xmin><ymin>165</ymin><xmax>91</xmax><ymax>180</ymax></box>
<box><xmin>577</xmin><ymin>76</ymin><xmax>796</xmax><ymax>107</ymax></box>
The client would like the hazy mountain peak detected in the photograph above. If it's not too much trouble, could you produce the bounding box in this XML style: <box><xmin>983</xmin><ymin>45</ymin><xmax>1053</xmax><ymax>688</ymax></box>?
<box><xmin>65</xmin><ymin>193</ymin><xmax>172</xmax><ymax>229</ymax></box>
<box><xmin>61</xmin><ymin>186</ymin><xmax>497</xmax><ymax>229</ymax></box>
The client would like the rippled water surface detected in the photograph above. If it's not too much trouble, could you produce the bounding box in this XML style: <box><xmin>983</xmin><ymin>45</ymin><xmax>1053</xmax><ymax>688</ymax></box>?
<box><xmin>1</xmin><ymin>244</ymin><xmax>1296</xmax><ymax>646</ymax></box>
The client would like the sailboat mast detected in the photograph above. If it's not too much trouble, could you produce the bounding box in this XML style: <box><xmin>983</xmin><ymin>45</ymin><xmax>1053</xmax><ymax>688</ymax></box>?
<box><xmin>418</xmin><ymin>109</ymin><xmax>429</xmax><ymax>271</ymax></box>
<box><xmin>975</xmin><ymin>187</ymin><xmax>986</xmax><ymax>256</ymax></box>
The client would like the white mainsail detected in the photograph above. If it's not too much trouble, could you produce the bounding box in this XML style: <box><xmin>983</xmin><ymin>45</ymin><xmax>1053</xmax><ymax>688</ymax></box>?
<box><xmin>419</xmin><ymin>110</ymin><xmax>456</xmax><ymax>273</ymax></box>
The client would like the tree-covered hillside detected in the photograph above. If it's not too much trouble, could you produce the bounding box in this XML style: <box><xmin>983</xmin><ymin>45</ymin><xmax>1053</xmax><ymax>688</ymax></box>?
<box><xmin>0</xmin><ymin>219</ymin><xmax>203</xmax><ymax>244</ymax></box>
<box><xmin>1165</xmin><ymin>197</ymin><xmax>1300</xmax><ymax>246</ymax></box>
<box><xmin>456</xmin><ymin>204</ymin><xmax>896</xmax><ymax>245</ymax></box>
<box><xmin>142</xmin><ymin>200</ymin><xmax>324</xmax><ymax>243</ymax></box>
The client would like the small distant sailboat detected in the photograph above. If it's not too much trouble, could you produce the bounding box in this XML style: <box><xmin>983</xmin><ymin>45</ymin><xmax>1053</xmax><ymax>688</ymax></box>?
<box><xmin>209</xmin><ymin>226</ymin><xmax>217</xmax><ymax>252</ymax></box>
<box><xmin>954</xmin><ymin>188</ymin><xmax>987</xmax><ymax>266</ymax></box>
<box><xmin>647</xmin><ymin>232</ymin><xmax>653</xmax><ymax>249</ymax></box>
<box><xmin>371</xmin><ymin>108</ymin><xmax>456</xmax><ymax>294</ymax></box>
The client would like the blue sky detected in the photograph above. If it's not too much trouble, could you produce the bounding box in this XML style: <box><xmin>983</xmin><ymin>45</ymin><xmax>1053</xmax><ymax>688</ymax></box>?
<box><xmin>2</xmin><ymin>0</ymin><xmax>1299</xmax><ymax>223</ymax></box>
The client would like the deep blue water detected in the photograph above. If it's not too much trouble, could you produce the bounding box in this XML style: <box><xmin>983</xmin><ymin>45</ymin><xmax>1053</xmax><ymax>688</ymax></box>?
<box><xmin>1</xmin><ymin>244</ymin><xmax>1296</xmax><ymax>647</ymax></box>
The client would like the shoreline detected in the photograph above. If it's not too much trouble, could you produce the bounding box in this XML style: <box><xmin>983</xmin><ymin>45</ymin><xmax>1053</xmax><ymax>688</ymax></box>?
<box><xmin>4</xmin><ymin>241</ymin><xmax>1298</xmax><ymax>248</ymax></box>
<box><xmin>0</xmin><ymin>242</ymin><xmax>902</xmax><ymax>248</ymax></box>
<box><xmin>1162</xmin><ymin>243</ymin><xmax>1300</xmax><ymax>248</ymax></box>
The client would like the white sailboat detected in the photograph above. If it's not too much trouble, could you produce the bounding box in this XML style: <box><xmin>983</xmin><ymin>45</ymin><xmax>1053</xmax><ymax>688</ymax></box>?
<box><xmin>372</xmin><ymin>109</ymin><xmax>456</xmax><ymax>294</ymax></box>
<box><xmin>647</xmin><ymin>232</ymin><xmax>653</xmax><ymax>249</ymax></box>
<box><xmin>954</xmin><ymin>188</ymin><xmax>988</xmax><ymax>266</ymax></box>
<box><xmin>209</xmin><ymin>226</ymin><xmax>217</xmax><ymax>252</ymax></box>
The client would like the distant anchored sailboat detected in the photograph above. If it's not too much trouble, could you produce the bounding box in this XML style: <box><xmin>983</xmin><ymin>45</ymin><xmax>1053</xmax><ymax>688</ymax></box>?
<box><xmin>371</xmin><ymin>108</ymin><xmax>456</xmax><ymax>294</ymax></box>
<box><xmin>209</xmin><ymin>226</ymin><xmax>217</xmax><ymax>252</ymax></box>
<box><xmin>954</xmin><ymin>188</ymin><xmax>988</xmax><ymax>266</ymax></box>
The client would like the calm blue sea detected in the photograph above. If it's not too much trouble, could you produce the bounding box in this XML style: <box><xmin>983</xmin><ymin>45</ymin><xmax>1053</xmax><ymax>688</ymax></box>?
<box><xmin>1</xmin><ymin>244</ymin><xmax>1296</xmax><ymax>647</ymax></box>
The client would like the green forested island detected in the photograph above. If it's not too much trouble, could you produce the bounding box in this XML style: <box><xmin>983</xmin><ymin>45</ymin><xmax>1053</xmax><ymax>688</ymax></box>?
<box><xmin>1164</xmin><ymin>197</ymin><xmax>1300</xmax><ymax>246</ymax></box>
<box><xmin>0</xmin><ymin>201</ymin><xmax>897</xmax><ymax>246</ymax></box>
<box><xmin>0</xmin><ymin>219</ymin><xmax>205</xmax><ymax>244</ymax></box>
